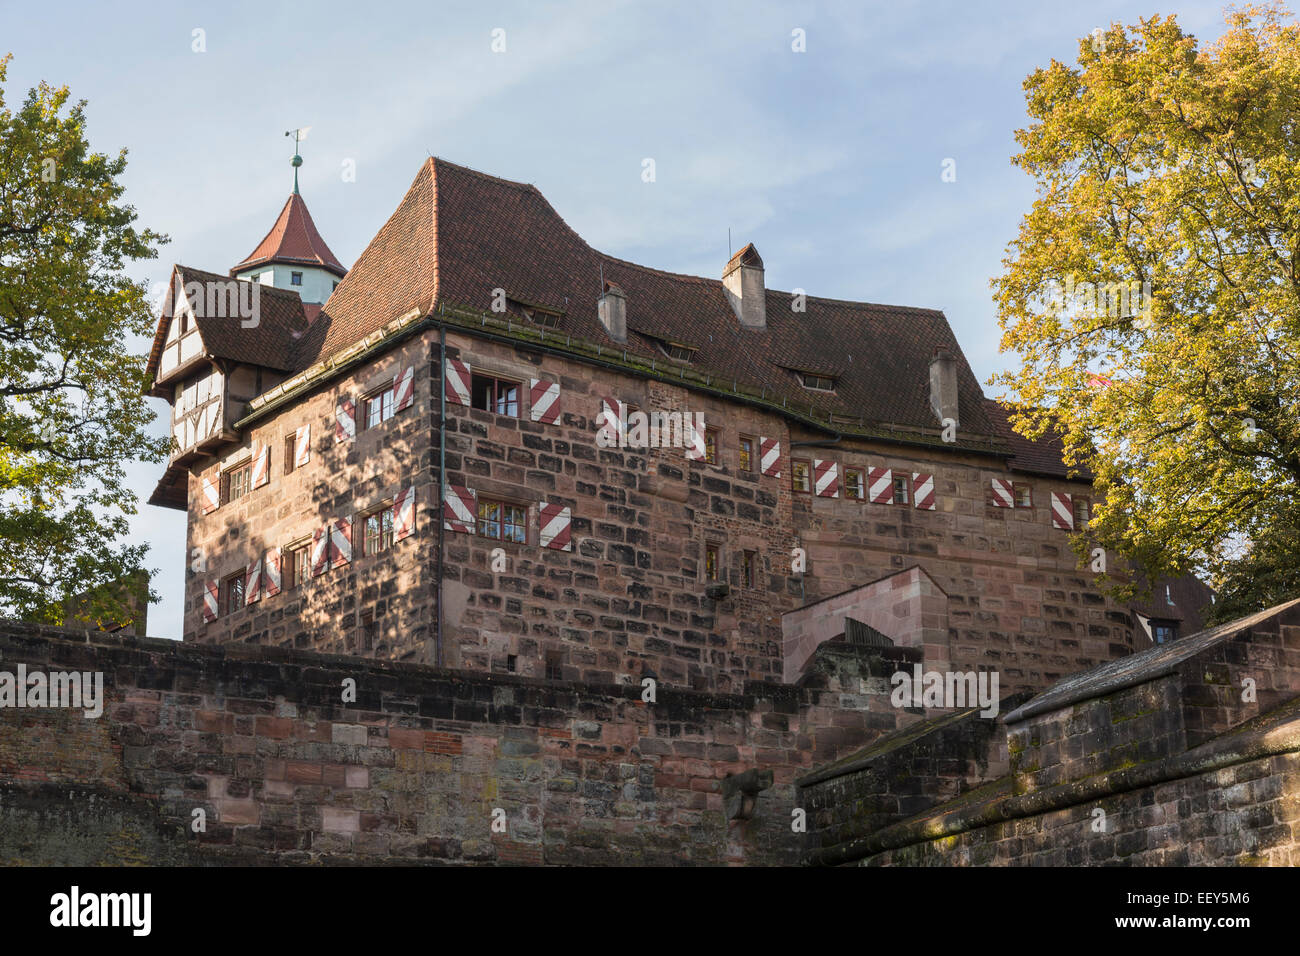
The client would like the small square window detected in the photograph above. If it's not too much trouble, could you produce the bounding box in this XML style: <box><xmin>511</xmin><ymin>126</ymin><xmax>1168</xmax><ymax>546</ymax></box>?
<box><xmin>290</xmin><ymin>272</ymin><xmax>303</xmax><ymax>286</ymax></box>
<box><xmin>224</xmin><ymin>570</ymin><xmax>246</xmax><ymax>615</ymax></box>
<box><xmin>893</xmin><ymin>475</ymin><xmax>910</xmax><ymax>505</ymax></box>
<box><xmin>705</xmin><ymin>427</ymin><xmax>719</xmax><ymax>465</ymax></box>
<box><xmin>1015</xmin><ymin>484</ymin><xmax>1033</xmax><ymax>508</ymax></box>
<box><xmin>738</xmin><ymin>436</ymin><xmax>754</xmax><ymax>473</ymax></box>
<box><xmin>287</xmin><ymin>543</ymin><xmax>311</xmax><ymax>589</ymax></box>
<box><xmin>363</xmin><ymin>508</ymin><xmax>395</xmax><ymax>556</ymax></box>
<box><xmin>477</xmin><ymin>498</ymin><xmax>527</xmax><ymax>543</ymax></box>
<box><xmin>545</xmin><ymin>649</ymin><xmax>564</xmax><ymax>681</ymax></box>
<box><xmin>845</xmin><ymin>469</ymin><xmax>864</xmax><ymax>500</ymax></box>
<box><xmin>470</xmin><ymin>374</ymin><xmax>520</xmax><ymax>418</ymax></box>
<box><xmin>224</xmin><ymin>462</ymin><xmax>252</xmax><ymax>504</ymax></box>
<box><xmin>1073</xmin><ymin>497</ymin><xmax>1091</xmax><ymax>528</ymax></box>
<box><xmin>791</xmin><ymin>459</ymin><xmax>811</xmax><ymax>493</ymax></box>
<box><xmin>365</xmin><ymin>388</ymin><xmax>395</xmax><ymax>429</ymax></box>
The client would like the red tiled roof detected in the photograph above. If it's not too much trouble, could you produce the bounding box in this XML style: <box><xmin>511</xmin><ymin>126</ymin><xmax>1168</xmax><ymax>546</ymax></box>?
<box><xmin>984</xmin><ymin>399</ymin><xmax>1093</xmax><ymax>480</ymax></box>
<box><xmin>233</xmin><ymin>192</ymin><xmax>347</xmax><ymax>278</ymax></box>
<box><xmin>297</xmin><ymin>158</ymin><xmax>1001</xmax><ymax>441</ymax></box>
<box><xmin>145</xmin><ymin>265</ymin><xmax>308</xmax><ymax>385</ymax></box>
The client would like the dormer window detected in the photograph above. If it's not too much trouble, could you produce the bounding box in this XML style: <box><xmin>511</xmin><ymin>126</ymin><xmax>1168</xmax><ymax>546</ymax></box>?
<box><xmin>523</xmin><ymin>307</ymin><xmax>561</xmax><ymax>329</ymax></box>
<box><xmin>656</xmin><ymin>339</ymin><xmax>697</xmax><ymax>363</ymax></box>
<box><xmin>799</xmin><ymin>372</ymin><xmax>836</xmax><ymax>391</ymax></box>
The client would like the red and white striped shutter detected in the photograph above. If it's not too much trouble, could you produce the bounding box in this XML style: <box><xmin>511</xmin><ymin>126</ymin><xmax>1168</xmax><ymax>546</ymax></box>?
<box><xmin>913</xmin><ymin>473</ymin><xmax>936</xmax><ymax>510</ymax></box>
<box><xmin>760</xmin><ymin>438</ymin><xmax>781</xmax><ymax>477</ymax></box>
<box><xmin>335</xmin><ymin>398</ymin><xmax>356</xmax><ymax>443</ymax></box>
<box><xmin>539</xmin><ymin>502</ymin><xmax>572</xmax><ymax>551</ymax></box>
<box><xmin>251</xmin><ymin>444</ymin><xmax>271</xmax><ymax>489</ymax></box>
<box><xmin>1051</xmin><ymin>492</ymin><xmax>1074</xmax><ymax>530</ymax></box>
<box><xmin>263</xmin><ymin>548</ymin><xmax>282</xmax><ymax>597</ymax></box>
<box><xmin>200</xmin><ymin>476</ymin><xmax>221</xmax><ymax>514</ymax></box>
<box><xmin>202</xmin><ymin>581</ymin><xmax>219</xmax><ymax>622</ymax></box>
<box><xmin>443</xmin><ymin>485</ymin><xmax>476</xmax><ymax>534</ymax></box>
<box><xmin>393</xmin><ymin>486</ymin><xmax>417</xmax><ymax>541</ymax></box>
<box><xmin>330</xmin><ymin>516</ymin><xmax>353</xmax><ymax>568</ymax></box>
<box><xmin>599</xmin><ymin>397</ymin><xmax>626</xmax><ymax>446</ymax></box>
<box><xmin>814</xmin><ymin>459</ymin><xmax>839</xmax><ymax>497</ymax></box>
<box><xmin>445</xmin><ymin>359</ymin><xmax>471</xmax><ymax>406</ymax></box>
<box><xmin>311</xmin><ymin>525</ymin><xmax>331</xmax><ymax>576</ymax></box>
<box><xmin>394</xmin><ymin>366</ymin><xmax>415</xmax><ymax>412</ymax></box>
<box><xmin>246</xmin><ymin>556</ymin><xmax>264</xmax><ymax>604</ymax></box>
<box><xmin>294</xmin><ymin>424</ymin><xmax>311</xmax><ymax>468</ymax></box>
<box><xmin>684</xmin><ymin>416</ymin><xmax>706</xmax><ymax>460</ymax></box>
<box><xmin>529</xmin><ymin>379</ymin><xmax>561</xmax><ymax>424</ymax></box>
<box><xmin>868</xmin><ymin>467</ymin><xmax>894</xmax><ymax>504</ymax></box>
<box><xmin>990</xmin><ymin>478</ymin><xmax>1015</xmax><ymax>508</ymax></box>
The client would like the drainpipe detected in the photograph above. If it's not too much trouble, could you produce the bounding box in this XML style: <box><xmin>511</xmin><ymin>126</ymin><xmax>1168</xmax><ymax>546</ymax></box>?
<box><xmin>436</xmin><ymin>324</ymin><xmax>446</xmax><ymax>667</ymax></box>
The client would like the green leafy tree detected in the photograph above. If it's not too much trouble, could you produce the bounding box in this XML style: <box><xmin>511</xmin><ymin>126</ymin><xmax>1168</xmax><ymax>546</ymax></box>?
<box><xmin>991</xmin><ymin>6</ymin><xmax>1300</xmax><ymax>619</ymax></box>
<box><xmin>0</xmin><ymin>54</ymin><xmax>168</xmax><ymax>624</ymax></box>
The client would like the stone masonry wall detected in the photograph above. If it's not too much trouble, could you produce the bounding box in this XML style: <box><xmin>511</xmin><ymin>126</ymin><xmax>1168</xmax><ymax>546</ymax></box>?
<box><xmin>0</xmin><ymin>621</ymin><xmax>922</xmax><ymax>866</ymax></box>
<box><xmin>184</xmin><ymin>325</ymin><xmax>1141</xmax><ymax>696</ymax></box>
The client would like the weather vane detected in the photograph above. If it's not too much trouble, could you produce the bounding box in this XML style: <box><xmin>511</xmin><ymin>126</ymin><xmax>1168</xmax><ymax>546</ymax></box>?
<box><xmin>285</xmin><ymin>127</ymin><xmax>311</xmax><ymax>194</ymax></box>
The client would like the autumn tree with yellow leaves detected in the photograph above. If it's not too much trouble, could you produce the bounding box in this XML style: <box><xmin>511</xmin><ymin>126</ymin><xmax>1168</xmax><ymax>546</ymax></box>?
<box><xmin>992</xmin><ymin>5</ymin><xmax>1300</xmax><ymax>621</ymax></box>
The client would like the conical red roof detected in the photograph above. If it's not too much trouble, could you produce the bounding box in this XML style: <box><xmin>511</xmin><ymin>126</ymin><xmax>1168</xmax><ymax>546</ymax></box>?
<box><xmin>233</xmin><ymin>192</ymin><xmax>346</xmax><ymax>278</ymax></box>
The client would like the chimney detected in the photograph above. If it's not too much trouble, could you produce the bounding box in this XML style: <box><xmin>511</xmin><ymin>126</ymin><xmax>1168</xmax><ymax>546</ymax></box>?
<box><xmin>598</xmin><ymin>280</ymin><xmax>626</xmax><ymax>343</ymax></box>
<box><xmin>722</xmin><ymin>243</ymin><xmax>766</xmax><ymax>330</ymax></box>
<box><xmin>929</xmin><ymin>347</ymin><xmax>959</xmax><ymax>427</ymax></box>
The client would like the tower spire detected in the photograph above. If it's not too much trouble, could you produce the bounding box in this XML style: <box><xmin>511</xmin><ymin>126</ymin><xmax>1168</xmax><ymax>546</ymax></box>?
<box><xmin>285</xmin><ymin>126</ymin><xmax>311</xmax><ymax>195</ymax></box>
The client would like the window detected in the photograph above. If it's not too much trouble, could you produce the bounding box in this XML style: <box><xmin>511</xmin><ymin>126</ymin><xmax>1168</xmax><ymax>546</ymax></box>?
<box><xmin>893</xmin><ymin>474</ymin><xmax>910</xmax><ymax>505</ymax></box>
<box><xmin>284</xmin><ymin>433</ymin><xmax>296</xmax><ymax>475</ymax></box>
<box><xmin>1015</xmin><ymin>484</ymin><xmax>1033</xmax><ymax>508</ymax></box>
<box><xmin>545</xmin><ymin>650</ymin><xmax>564</xmax><ymax>681</ymax></box>
<box><xmin>799</xmin><ymin>372</ymin><xmax>836</xmax><ymax>391</ymax></box>
<box><xmin>705</xmin><ymin>427</ymin><xmax>719</xmax><ymax>465</ymax></box>
<box><xmin>359</xmin><ymin>609</ymin><xmax>377</xmax><ymax>652</ymax></box>
<box><xmin>742</xmin><ymin>550</ymin><xmax>756</xmax><ymax>589</ymax></box>
<box><xmin>470</xmin><ymin>374</ymin><xmax>520</xmax><ymax>417</ymax></box>
<box><xmin>656</xmin><ymin>339</ymin><xmax>696</xmax><ymax>362</ymax></box>
<box><xmin>705</xmin><ymin>544</ymin><xmax>720</xmax><ymax>582</ymax></box>
<box><xmin>523</xmin><ymin>307</ymin><xmax>562</xmax><ymax>329</ymax></box>
<box><xmin>1073</xmin><ymin>497</ymin><xmax>1091</xmax><ymax>529</ymax></box>
<box><xmin>845</xmin><ymin>468</ymin><xmax>864</xmax><ymax>499</ymax></box>
<box><xmin>287</xmin><ymin>542</ymin><xmax>311</xmax><ymax>589</ymax></box>
<box><xmin>477</xmin><ymin>498</ymin><xmax>527</xmax><ymax>543</ymax></box>
<box><xmin>363</xmin><ymin>508</ymin><xmax>395</xmax><ymax>556</ymax></box>
<box><xmin>224</xmin><ymin>571</ymin><xmax>246</xmax><ymax>615</ymax></box>
<box><xmin>738</xmin><ymin>436</ymin><xmax>754</xmax><ymax>473</ymax></box>
<box><xmin>332</xmin><ymin>281</ymin><xmax>339</xmax><ymax>291</ymax></box>
<box><xmin>290</xmin><ymin>272</ymin><xmax>303</xmax><ymax>286</ymax></box>
<box><xmin>1151</xmin><ymin>620</ymin><xmax>1178</xmax><ymax>644</ymax></box>
<box><xmin>224</xmin><ymin>462</ymin><xmax>252</xmax><ymax>504</ymax></box>
<box><xmin>364</xmin><ymin>387</ymin><xmax>395</xmax><ymax>429</ymax></box>
<box><xmin>506</xmin><ymin>654</ymin><xmax>517</xmax><ymax>673</ymax></box>
<box><xmin>791</xmin><ymin>459</ymin><xmax>811</xmax><ymax>493</ymax></box>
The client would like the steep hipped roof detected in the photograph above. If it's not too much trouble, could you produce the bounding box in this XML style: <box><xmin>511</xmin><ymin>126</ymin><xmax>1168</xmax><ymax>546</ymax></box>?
<box><xmin>232</xmin><ymin>192</ymin><xmax>347</xmax><ymax>278</ymax></box>
<box><xmin>296</xmin><ymin>158</ymin><xmax>1000</xmax><ymax>441</ymax></box>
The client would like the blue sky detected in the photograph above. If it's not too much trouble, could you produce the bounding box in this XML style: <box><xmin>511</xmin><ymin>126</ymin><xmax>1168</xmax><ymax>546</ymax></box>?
<box><xmin>3</xmin><ymin>0</ymin><xmax>1235</xmax><ymax>638</ymax></box>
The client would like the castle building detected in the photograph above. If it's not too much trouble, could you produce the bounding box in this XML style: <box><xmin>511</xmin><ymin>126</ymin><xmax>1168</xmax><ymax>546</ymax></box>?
<box><xmin>145</xmin><ymin>156</ymin><xmax>1210</xmax><ymax>695</ymax></box>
